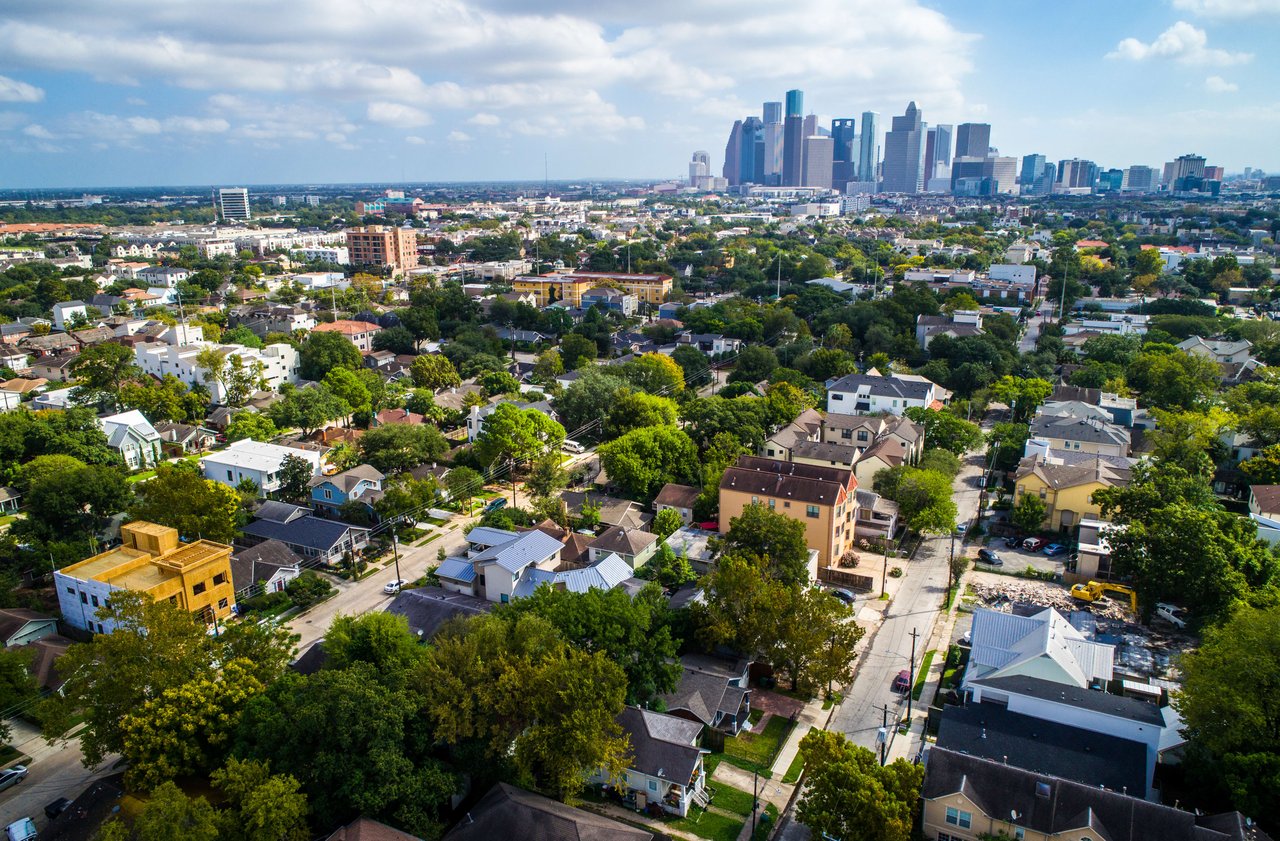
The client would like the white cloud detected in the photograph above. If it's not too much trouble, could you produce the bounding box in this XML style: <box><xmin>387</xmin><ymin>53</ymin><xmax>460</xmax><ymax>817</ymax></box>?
<box><xmin>404</xmin><ymin>135</ymin><xmax>427</xmax><ymax>144</ymax></box>
<box><xmin>1203</xmin><ymin>75</ymin><xmax>1239</xmax><ymax>92</ymax></box>
<box><xmin>125</xmin><ymin>96</ymin><xmax>147</xmax><ymax>106</ymax></box>
<box><xmin>366</xmin><ymin>101</ymin><xmax>431</xmax><ymax>127</ymax></box>
<box><xmin>0</xmin><ymin>74</ymin><xmax>44</xmax><ymax>102</ymax></box>
<box><xmin>1109</xmin><ymin>21</ymin><xmax>1252</xmax><ymax>66</ymax></box>
<box><xmin>447</xmin><ymin>130</ymin><xmax>473</xmax><ymax>142</ymax></box>
<box><xmin>468</xmin><ymin>112</ymin><xmax>500</xmax><ymax>126</ymax></box>
<box><xmin>23</xmin><ymin>123</ymin><xmax>55</xmax><ymax>139</ymax></box>
<box><xmin>1172</xmin><ymin>0</ymin><xmax>1280</xmax><ymax>17</ymax></box>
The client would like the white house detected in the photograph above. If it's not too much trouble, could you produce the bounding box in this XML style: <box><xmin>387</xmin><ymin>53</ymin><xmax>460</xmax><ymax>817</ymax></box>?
<box><xmin>826</xmin><ymin>370</ymin><xmax>942</xmax><ymax>416</ymax></box>
<box><xmin>1062</xmin><ymin>313</ymin><xmax>1150</xmax><ymax>336</ymax></box>
<box><xmin>1176</xmin><ymin>335</ymin><xmax>1253</xmax><ymax>366</ymax></box>
<box><xmin>465</xmin><ymin>399</ymin><xmax>557</xmax><ymax>441</ymax></box>
<box><xmin>137</xmin><ymin>266</ymin><xmax>190</xmax><ymax>289</ymax></box>
<box><xmin>51</xmin><ymin>301</ymin><xmax>91</xmax><ymax>331</ymax></box>
<box><xmin>590</xmin><ymin>707</ymin><xmax>709</xmax><ymax>817</ymax></box>
<box><xmin>98</xmin><ymin>410</ymin><xmax>163</xmax><ymax>470</ymax></box>
<box><xmin>201</xmin><ymin>439</ymin><xmax>322</xmax><ymax>495</ymax></box>
<box><xmin>134</xmin><ymin>341</ymin><xmax>300</xmax><ymax>404</ymax></box>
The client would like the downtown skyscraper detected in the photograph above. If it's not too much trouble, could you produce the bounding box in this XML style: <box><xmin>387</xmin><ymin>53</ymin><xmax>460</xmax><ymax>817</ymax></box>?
<box><xmin>881</xmin><ymin>102</ymin><xmax>926</xmax><ymax>193</ymax></box>
<box><xmin>858</xmin><ymin>111</ymin><xmax>880</xmax><ymax>184</ymax></box>
<box><xmin>782</xmin><ymin>89</ymin><xmax>805</xmax><ymax>187</ymax></box>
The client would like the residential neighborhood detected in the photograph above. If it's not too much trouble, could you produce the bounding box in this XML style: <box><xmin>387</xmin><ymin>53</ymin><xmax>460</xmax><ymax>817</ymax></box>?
<box><xmin>0</xmin><ymin>168</ymin><xmax>1279</xmax><ymax>841</ymax></box>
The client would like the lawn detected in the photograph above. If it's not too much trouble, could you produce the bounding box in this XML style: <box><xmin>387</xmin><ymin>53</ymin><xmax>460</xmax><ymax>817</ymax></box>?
<box><xmin>722</xmin><ymin>714</ymin><xmax>795</xmax><ymax>775</ymax></box>
<box><xmin>781</xmin><ymin>748</ymin><xmax>806</xmax><ymax>784</ymax></box>
<box><xmin>707</xmin><ymin>783</ymin><xmax>754</xmax><ymax>817</ymax></box>
<box><xmin>751</xmin><ymin>804</ymin><xmax>780</xmax><ymax>841</ymax></box>
<box><xmin>666</xmin><ymin>807</ymin><xmax>744</xmax><ymax>841</ymax></box>
<box><xmin>912</xmin><ymin>650</ymin><xmax>937</xmax><ymax>701</ymax></box>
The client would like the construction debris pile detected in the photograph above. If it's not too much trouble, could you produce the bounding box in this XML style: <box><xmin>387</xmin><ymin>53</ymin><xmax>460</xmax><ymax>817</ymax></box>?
<box><xmin>968</xmin><ymin>579</ymin><xmax>1132</xmax><ymax>621</ymax></box>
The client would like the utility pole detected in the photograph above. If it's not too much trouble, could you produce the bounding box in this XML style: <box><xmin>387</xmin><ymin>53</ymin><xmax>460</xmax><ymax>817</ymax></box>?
<box><xmin>881</xmin><ymin>538</ymin><xmax>890</xmax><ymax>597</ymax></box>
<box><xmin>751</xmin><ymin>769</ymin><xmax>760</xmax><ymax>838</ymax></box>
<box><xmin>906</xmin><ymin>627</ymin><xmax>919</xmax><ymax>729</ymax></box>
<box><xmin>390</xmin><ymin>521</ymin><xmax>402</xmax><ymax>585</ymax></box>
<box><xmin>880</xmin><ymin>704</ymin><xmax>890</xmax><ymax>765</ymax></box>
<box><xmin>947</xmin><ymin>529</ymin><xmax>957</xmax><ymax>606</ymax></box>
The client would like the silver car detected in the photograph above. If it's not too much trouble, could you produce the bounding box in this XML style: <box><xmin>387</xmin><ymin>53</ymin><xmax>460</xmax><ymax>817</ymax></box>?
<box><xmin>0</xmin><ymin>766</ymin><xmax>28</xmax><ymax>793</ymax></box>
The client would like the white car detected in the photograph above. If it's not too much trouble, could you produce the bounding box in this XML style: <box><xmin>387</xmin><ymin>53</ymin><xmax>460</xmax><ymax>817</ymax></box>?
<box><xmin>383</xmin><ymin>579</ymin><xmax>407</xmax><ymax>595</ymax></box>
<box><xmin>1155</xmin><ymin>602</ymin><xmax>1187</xmax><ymax>629</ymax></box>
<box><xmin>5</xmin><ymin>818</ymin><xmax>36</xmax><ymax>841</ymax></box>
<box><xmin>0</xmin><ymin>766</ymin><xmax>27</xmax><ymax>793</ymax></box>
<box><xmin>561</xmin><ymin>439</ymin><xmax>585</xmax><ymax>454</ymax></box>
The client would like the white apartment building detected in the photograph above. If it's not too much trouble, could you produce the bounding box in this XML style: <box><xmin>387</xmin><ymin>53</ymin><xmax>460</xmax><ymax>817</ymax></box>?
<box><xmin>134</xmin><ymin>341</ymin><xmax>300</xmax><ymax>404</ymax></box>
<box><xmin>293</xmin><ymin>246</ymin><xmax>350</xmax><ymax>265</ymax></box>
<box><xmin>201</xmin><ymin>439</ymin><xmax>322</xmax><ymax>495</ymax></box>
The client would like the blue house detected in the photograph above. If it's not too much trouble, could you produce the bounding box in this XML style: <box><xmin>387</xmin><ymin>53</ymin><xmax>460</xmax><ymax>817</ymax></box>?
<box><xmin>308</xmin><ymin>464</ymin><xmax>385</xmax><ymax>518</ymax></box>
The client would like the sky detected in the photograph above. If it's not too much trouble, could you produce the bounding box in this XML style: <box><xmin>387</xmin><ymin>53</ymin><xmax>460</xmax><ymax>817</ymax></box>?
<box><xmin>0</xmin><ymin>0</ymin><xmax>1277</xmax><ymax>189</ymax></box>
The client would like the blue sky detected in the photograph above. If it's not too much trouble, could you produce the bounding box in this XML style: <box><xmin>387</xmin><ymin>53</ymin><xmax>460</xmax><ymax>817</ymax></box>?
<box><xmin>0</xmin><ymin>0</ymin><xmax>1276</xmax><ymax>188</ymax></box>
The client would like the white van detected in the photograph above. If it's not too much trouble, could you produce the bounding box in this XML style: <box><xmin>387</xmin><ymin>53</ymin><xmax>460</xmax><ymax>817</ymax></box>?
<box><xmin>6</xmin><ymin>818</ymin><xmax>37</xmax><ymax>841</ymax></box>
<box><xmin>561</xmin><ymin>439</ymin><xmax>585</xmax><ymax>454</ymax></box>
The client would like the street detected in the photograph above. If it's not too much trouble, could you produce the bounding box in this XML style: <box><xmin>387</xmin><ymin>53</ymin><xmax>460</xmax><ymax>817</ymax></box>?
<box><xmin>827</xmin><ymin>450</ymin><xmax>986</xmax><ymax>752</ymax></box>
<box><xmin>0</xmin><ymin>721</ymin><xmax>117</xmax><ymax>834</ymax></box>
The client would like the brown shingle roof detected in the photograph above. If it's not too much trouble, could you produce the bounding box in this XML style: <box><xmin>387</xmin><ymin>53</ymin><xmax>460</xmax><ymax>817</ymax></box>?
<box><xmin>720</xmin><ymin>455</ymin><xmax>855</xmax><ymax>506</ymax></box>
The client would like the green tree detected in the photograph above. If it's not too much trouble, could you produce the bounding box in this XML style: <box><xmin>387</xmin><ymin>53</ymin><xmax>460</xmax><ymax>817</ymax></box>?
<box><xmin>371</xmin><ymin>325</ymin><xmax>417</xmax><ymax>356</ymax></box>
<box><xmin>1242</xmin><ymin>443</ymin><xmax>1280</xmax><ymax>485</ymax></box>
<box><xmin>119</xmin><ymin>374</ymin><xmax>205</xmax><ymax>424</ymax></box>
<box><xmin>14</xmin><ymin>460</ymin><xmax>132</xmax><ymax>543</ymax></box>
<box><xmin>532</xmin><ymin>348</ymin><xmax>564</xmax><ymax>384</ymax></box>
<box><xmin>120</xmin><ymin>658</ymin><xmax>268</xmax><ymax>790</ymax></box>
<box><xmin>359</xmin><ymin>423</ymin><xmax>449</xmax><ymax>474</ymax></box>
<box><xmin>620</xmin><ymin>352</ymin><xmax>685</xmax><ymax>396</ymax></box>
<box><xmin>873</xmin><ymin>466</ymin><xmax>957</xmax><ymax>535</ymax></box>
<box><xmin>1011</xmin><ymin>492</ymin><xmax>1048</xmax><ymax>534</ymax></box>
<box><xmin>0</xmin><ymin>406</ymin><xmax>121</xmax><ymax>484</ymax></box>
<box><xmin>768</xmin><ymin>585</ymin><xmax>865</xmax><ymax>693</ymax></box>
<box><xmin>134</xmin><ymin>782</ymin><xmax>220</xmax><ymax>841</ymax></box>
<box><xmin>642</xmin><ymin>543</ymin><xmax>697</xmax><ymax>588</ymax></box>
<box><xmin>604</xmin><ymin>390</ymin><xmax>678</xmax><ymax>439</ymax></box>
<box><xmin>763</xmin><ymin>381</ymin><xmax>816</xmax><ymax>428</ymax></box>
<box><xmin>722</xmin><ymin>502</ymin><xmax>811</xmax><ymax>585</ymax></box>
<box><xmin>672</xmin><ymin>344</ymin><xmax>712</xmax><ymax>388</ymax></box>
<box><xmin>1126</xmin><ymin>346</ymin><xmax>1220</xmax><ymax>410</ymax></box>
<box><xmin>211</xmin><ymin>757</ymin><xmax>310</xmax><ymax>841</ymax></box>
<box><xmin>323</xmin><ymin>367</ymin><xmax>371</xmax><ymax>419</ymax></box>
<box><xmin>500</xmin><ymin>585</ymin><xmax>681</xmax><ymax>703</ymax></box>
<box><xmin>728</xmin><ymin>345</ymin><xmax>778</xmax><ymax>384</ymax></box>
<box><xmin>225</xmin><ymin>411</ymin><xmax>279</xmax><ymax>443</ymax></box>
<box><xmin>269</xmin><ymin>385</ymin><xmax>350</xmax><ymax>437</ymax></box>
<box><xmin>524</xmin><ymin>455</ymin><xmax>567</xmax><ymax>500</ymax></box>
<box><xmin>478</xmin><ymin>370</ymin><xmax>521</xmax><ymax>397</ymax></box>
<box><xmin>324</xmin><ymin>612</ymin><xmax>426</xmax><ymax>678</ymax></box>
<box><xmin>559</xmin><ymin>333</ymin><xmax>597</xmax><ymax>370</ymax></box>
<box><xmin>299</xmin><ymin>330</ymin><xmax>362</xmax><ymax>381</ymax></box>
<box><xmin>69</xmin><ymin>342</ymin><xmax>140</xmax><ymax>411</ymax></box>
<box><xmin>554</xmin><ymin>368</ymin><xmax>629</xmax><ymax>437</ymax></box>
<box><xmin>129</xmin><ymin>462</ymin><xmax>244</xmax><ymax>543</ymax></box>
<box><xmin>0</xmin><ymin>648</ymin><xmax>37</xmax><ymax>743</ymax></box>
<box><xmin>652</xmin><ymin>508</ymin><xmax>683</xmax><ymax>540</ymax></box>
<box><xmin>904</xmin><ymin>406</ymin><xmax>983</xmax><ymax>454</ymax></box>
<box><xmin>221</xmin><ymin>324</ymin><xmax>264</xmax><ymax>349</ymax></box>
<box><xmin>596</xmin><ymin>425</ymin><xmax>698</xmax><ymax>501</ymax></box>
<box><xmin>410</xmin><ymin>354</ymin><xmax>462</xmax><ymax>390</ymax></box>
<box><xmin>989</xmin><ymin>375</ymin><xmax>1054</xmax><ymax>423</ymax></box>
<box><xmin>918</xmin><ymin>448</ymin><xmax>961</xmax><ymax>478</ymax></box>
<box><xmin>275</xmin><ymin>454</ymin><xmax>315</xmax><ymax>502</ymax></box>
<box><xmin>473</xmin><ymin>403</ymin><xmax>566</xmax><ymax>468</ymax></box>
<box><xmin>1148</xmin><ymin>407</ymin><xmax>1235</xmax><ymax>477</ymax></box>
<box><xmin>797</xmin><ymin>730</ymin><xmax>923</xmax><ymax>841</ymax></box>
<box><xmin>445</xmin><ymin>466</ymin><xmax>484</xmax><ymax>512</ymax></box>
<box><xmin>986</xmin><ymin>421</ymin><xmax>1030</xmax><ymax>473</ymax></box>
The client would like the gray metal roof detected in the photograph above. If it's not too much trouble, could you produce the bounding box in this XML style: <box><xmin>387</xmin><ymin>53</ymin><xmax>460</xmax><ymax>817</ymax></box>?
<box><xmin>472</xmin><ymin>529</ymin><xmax>564</xmax><ymax>574</ymax></box>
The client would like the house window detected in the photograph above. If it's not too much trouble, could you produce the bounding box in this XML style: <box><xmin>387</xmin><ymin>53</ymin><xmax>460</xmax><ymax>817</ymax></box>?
<box><xmin>66</xmin><ymin>587</ymin><xmax>75</xmax><ymax>595</ymax></box>
<box><xmin>1015</xmin><ymin>830</ymin><xmax>1025</xmax><ymax>840</ymax></box>
<box><xmin>783</xmin><ymin>501</ymin><xmax>790</xmax><ymax>508</ymax></box>
<box><xmin>841</xmin><ymin>429</ymin><xmax>852</xmax><ymax>439</ymax></box>
<box><xmin>768</xmin><ymin>499</ymin><xmax>776</xmax><ymax>509</ymax></box>
<box><xmin>500</xmin><ymin>594</ymin><xmax>509</xmax><ymax>604</ymax></box>
<box><xmin>193</xmin><ymin>582</ymin><xmax>206</xmax><ymax>595</ymax></box>
<box><xmin>944</xmin><ymin>807</ymin><xmax>972</xmax><ymax>828</ymax></box>
<box><xmin>218</xmin><ymin>598</ymin><xmax>229</xmax><ymax>610</ymax></box>
<box><xmin>226</xmin><ymin>469</ymin><xmax>234</xmax><ymax>480</ymax></box>
<box><xmin>832</xmin><ymin>393</ymin><xmax>844</xmax><ymax>401</ymax></box>
<box><xmin>857</xmin><ymin>431</ymin><xmax>869</xmax><ymax>442</ymax></box>
<box><xmin>751</xmin><ymin>496</ymin><xmax>760</xmax><ymax>505</ymax></box>
<box><xmin>324</xmin><ymin>489</ymin><xmax>332</xmax><ymax>499</ymax></box>
<box><xmin>91</xmin><ymin>595</ymin><xmax>99</xmax><ymax>608</ymax></box>
<box><xmin>648</xmin><ymin>780</ymin><xmax>658</xmax><ymax>792</ymax></box>
<box><xmin>806</xmin><ymin>505</ymin><xmax>820</xmax><ymax>518</ymax></box>
<box><xmin>213</xmin><ymin>573</ymin><xmax>226</xmax><ymax>586</ymax></box>
<box><xmin>80</xmin><ymin>592</ymin><xmax>87</xmax><ymax>604</ymax></box>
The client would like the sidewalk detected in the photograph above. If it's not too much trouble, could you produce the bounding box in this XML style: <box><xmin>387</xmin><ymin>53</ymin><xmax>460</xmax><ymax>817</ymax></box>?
<box><xmin>884</xmin><ymin>589</ymin><xmax>963</xmax><ymax>764</ymax></box>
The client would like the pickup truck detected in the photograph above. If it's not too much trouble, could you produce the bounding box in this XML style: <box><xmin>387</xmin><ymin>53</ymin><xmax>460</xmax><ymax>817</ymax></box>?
<box><xmin>1155</xmin><ymin>602</ymin><xmax>1187</xmax><ymax>629</ymax></box>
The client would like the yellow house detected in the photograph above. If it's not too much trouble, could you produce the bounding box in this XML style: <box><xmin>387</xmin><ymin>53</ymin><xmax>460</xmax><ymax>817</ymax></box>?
<box><xmin>512</xmin><ymin>275</ymin><xmax>595</xmax><ymax>308</ymax></box>
<box><xmin>54</xmin><ymin>521</ymin><xmax>236</xmax><ymax>634</ymax></box>
<box><xmin>1013</xmin><ymin>455</ymin><xmax>1130</xmax><ymax>531</ymax></box>
<box><xmin>718</xmin><ymin>456</ymin><xmax>857</xmax><ymax>566</ymax></box>
<box><xmin>566</xmin><ymin>272</ymin><xmax>673</xmax><ymax>304</ymax></box>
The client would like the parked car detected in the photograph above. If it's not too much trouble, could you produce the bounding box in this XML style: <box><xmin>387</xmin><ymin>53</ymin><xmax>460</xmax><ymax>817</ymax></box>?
<box><xmin>954</xmin><ymin>523</ymin><xmax>968</xmax><ymax>535</ymax></box>
<box><xmin>382</xmin><ymin>579</ymin><xmax>407</xmax><ymax>595</ymax></box>
<box><xmin>0</xmin><ymin>766</ymin><xmax>27</xmax><ymax>793</ymax></box>
<box><xmin>483</xmin><ymin>497</ymin><xmax>507</xmax><ymax>513</ymax></box>
<box><xmin>1043</xmin><ymin>543</ymin><xmax>1068</xmax><ymax>557</ymax></box>
<box><xmin>4</xmin><ymin>818</ymin><xmax>35</xmax><ymax>841</ymax></box>
<box><xmin>828</xmin><ymin>588</ymin><xmax>856</xmax><ymax>606</ymax></box>
<box><xmin>977</xmin><ymin>548</ymin><xmax>1003</xmax><ymax>566</ymax></box>
<box><xmin>1003</xmin><ymin>535</ymin><xmax>1022</xmax><ymax>549</ymax></box>
<box><xmin>1022</xmin><ymin>537</ymin><xmax>1046</xmax><ymax>552</ymax></box>
<box><xmin>561</xmin><ymin>439</ymin><xmax>586</xmax><ymax>454</ymax></box>
<box><xmin>1155</xmin><ymin>602</ymin><xmax>1188</xmax><ymax>629</ymax></box>
<box><xmin>891</xmin><ymin>669</ymin><xmax>911</xmax><ymax>693</ymax></box>
<box><xmin>44</xmin><ymin>798</ymin><xmax>72</xmax><ymax>821</ymax></box>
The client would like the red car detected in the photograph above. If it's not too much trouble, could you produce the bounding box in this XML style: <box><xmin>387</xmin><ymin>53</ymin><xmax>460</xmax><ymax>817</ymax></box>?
<box><xmin>891</xmin><ymin>670</ymin><xmax>910</xmax><ymax>693</ymax></box>
<box><xmin>1022</xmin><ymin>537</ymin><xmax>1046</xmax><ymax>552</ymax></box>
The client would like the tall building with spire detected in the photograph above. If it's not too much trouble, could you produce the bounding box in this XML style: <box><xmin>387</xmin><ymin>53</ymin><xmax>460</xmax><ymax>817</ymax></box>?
<box><xmin>881</xmin><ymin>102</ymin><xmax>926</xmax><ymax>193</ymax></box>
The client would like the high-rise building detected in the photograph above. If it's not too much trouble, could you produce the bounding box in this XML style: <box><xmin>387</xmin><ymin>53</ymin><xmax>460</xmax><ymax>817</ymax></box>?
<box><xmin>763</xmin><ymin>101</ymin><xmax>783</xmax><ymax>125</ymax></box>
<box><xmin>923</xmin><ymin>124</ymin><xmax>953</xmax><ymax>187</ymax></box>
<box><xmin>1020</xmin><ymin>154</ymin><xmax>1047</xmax><ymax>193</ymax></box>
<box><xmin>739</xmin><ymin>117</ymin><xmax>765</xmax><ymax>184</ymax></box>
<box><xmin>1121</xmin><ymin>165</ymin><xmax>1158</xmax><ymax>193</ymax></box>
<box><xmin>881</xmin><ymin>102</ymin><xmax>926</xmax><ymax>193</ymax></box>
<box><xmin>831</xmin><ymin>119</ymin><xmax>858</xmax><ymax>162</ymax></box>
<box><xmin>954</xmin><ymin>123</ymin><xmax>992</xmax><ymax>159</ymax></box>
<box><xmin>858</xmin><ymin>111</ymin><xmax>881</xmax><ymax>184</ymax></box>
<box><xmin>1056</xmin><ymin>159</ymin><xmax>1100</xmax><ymax>193</ymax></box>
<box><xmin>802</xmin><ymin>136</ymin><xmax>835</xmax><ymax>189</ymax></box>
<box><xmin>782</xmin><ymin>90</ymin><xmax>805</xmax><ymax>186</ymax></box>
<box><xmin>689</xmin><ymin>151</ymin><xmax>710</xmax><ymax>187</ymax></box>
<box><xmin>762</xmin><ymin>123</ymin><xmax>784</xmax><ymax>184</ymax></box>
<box><xmin>217</xmin><ymin>187</ymin><xmax>251</xmax><ymax>221</ymax></box>
<box><xmin>1204</xmin><ymin>165</ymin><xmax>1224</xmax><ymax>182</ymax></box>
<box><xmin>990</xmin><ymin>156</ymin><xmax>1017</xmax><ymax>194</ymax></box>
<box><xmin>345</xmin><ymin>225</ymin><xmax>419</xmax><ymax>271</ymax></box>
<box><xmin>723</xmin><ymin>120</ymin><xmax>743</xmax><ymax>186</ymax></box>
<box><xmin>1098</xmin><ymin>168</ymin><xmax>1125</xmax><ymax>192</ymax></box>
<box><xmin>1168</xmin><ymin>153</ymin><xmax>1207</xmax><ymax>184</ymax></box>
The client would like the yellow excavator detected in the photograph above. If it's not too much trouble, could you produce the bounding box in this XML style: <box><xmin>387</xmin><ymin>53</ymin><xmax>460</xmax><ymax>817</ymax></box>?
<box><xmin>1069</xmin><ymin>580</ymin><xmax>1137</xmax><ymax>613</ymax></box>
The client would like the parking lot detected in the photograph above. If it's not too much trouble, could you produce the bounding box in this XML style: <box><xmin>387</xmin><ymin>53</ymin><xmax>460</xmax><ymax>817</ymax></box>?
<box><xmin>966</xmin><ymin>536</ymin><xmax>1066</xmax><ymax>576</ymax></box>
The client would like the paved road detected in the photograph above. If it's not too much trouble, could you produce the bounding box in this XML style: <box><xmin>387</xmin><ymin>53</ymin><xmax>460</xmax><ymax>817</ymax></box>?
<box><xmin>0</xmin><ymin>724</ymin><xmax>117</xmax><ymax>834</ymax></box>
<box><xmin>1018</xmin><ymin>302</ymin><xmax>1052</xmax><ymax>354</ymax></box>
<box><xmin>827</xmin><ymin>451</ymin><xmax>987</xmax><ymax>752</ymax></box>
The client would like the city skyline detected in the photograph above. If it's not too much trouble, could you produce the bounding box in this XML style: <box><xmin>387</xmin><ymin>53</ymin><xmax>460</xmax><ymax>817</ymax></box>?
<box><xmin>0</xmin><ymin>0</ymin><xmax>1278</xmax><ymax>188</ymax></box>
